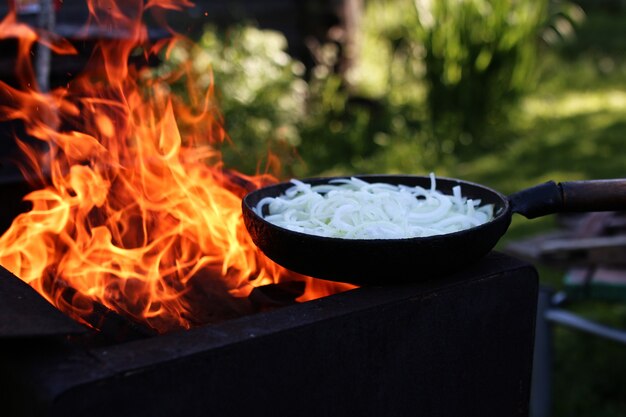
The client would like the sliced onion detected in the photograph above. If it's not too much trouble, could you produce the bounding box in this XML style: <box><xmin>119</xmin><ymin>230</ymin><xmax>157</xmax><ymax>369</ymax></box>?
<box><xmin>254</xmin><ymin>174</ymin><xmax>495</xmax><ymax>239</ymax></box>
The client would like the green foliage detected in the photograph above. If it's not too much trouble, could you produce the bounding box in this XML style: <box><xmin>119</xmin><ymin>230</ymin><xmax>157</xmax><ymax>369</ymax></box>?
<box><xmin>158</xmin><ymin>24</ymin><xmax>393</xmax><ymax>177</ymax></box>
<box><xmin>340</xmin><ymin>0</ymin><xmax>436</xmax><ymax>172</ymax></box>
<box><xmin>155</xmin><ymin>0</ymin><xmax>587</xmax><ymax>175</ymax></box>
<box><xmin>157</xmin><ymin>22</ymin><xmax>433</xmax><ymax>177</ymax></box>
<box><xmin>159</xmin><ymin>25</ymin><xmax>309</xmax><ymax>176</ymax></box>
<box><xmin>344</xmin><ymin>0</ymin><xmax>583</xmax><ymax>166</ymax></box>
<box><xmin>412</xmin><ymin>0</ymin><xmax>550</xmax><ymax>154</ymax></box>
<box><xmin>293</xmin><ymin>42</ymin><xmax>385</xmax><ymax>176</ymax></box>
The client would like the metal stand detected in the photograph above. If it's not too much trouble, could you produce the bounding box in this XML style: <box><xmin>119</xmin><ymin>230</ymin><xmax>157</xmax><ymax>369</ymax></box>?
<box><xmin>530</xmin><ymin>287</ymin><xmax>626</xmax><ymax>417</ymax></box>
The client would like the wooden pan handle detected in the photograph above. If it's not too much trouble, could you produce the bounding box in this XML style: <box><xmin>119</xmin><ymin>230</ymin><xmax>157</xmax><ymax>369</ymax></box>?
<box><xmin>560</xmin><ymin>179</ymin><xmax>626</xmax><ymax>212</ymax></box>
<box><xmin>509</xmin><ymin>179</ymin><xmax>626</xmax><ymax>219</ymax></box>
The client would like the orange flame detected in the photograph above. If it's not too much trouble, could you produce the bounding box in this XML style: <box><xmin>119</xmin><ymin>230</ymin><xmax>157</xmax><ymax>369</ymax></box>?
<box><xmin>0</xmin><ymin>1</ymin><xmax>355</xmax><ymax>333</ymax></box>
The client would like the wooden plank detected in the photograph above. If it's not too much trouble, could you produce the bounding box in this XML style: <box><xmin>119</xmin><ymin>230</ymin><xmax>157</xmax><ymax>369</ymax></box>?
<box><xmin>539</xmin><ymin>235</ymin><xmax>626</xmax><ymax>266</ymax></box>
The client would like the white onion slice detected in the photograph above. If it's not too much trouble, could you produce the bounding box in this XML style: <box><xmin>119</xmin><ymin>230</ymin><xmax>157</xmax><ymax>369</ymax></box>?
<box><xmin>253</xmin><ymin>174</ymin><xmax>495</xmax><ymax>239</ymax></box>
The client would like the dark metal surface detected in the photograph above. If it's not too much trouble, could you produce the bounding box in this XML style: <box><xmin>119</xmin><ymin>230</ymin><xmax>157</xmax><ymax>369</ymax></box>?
<box><xmin>0</xmin><ymin>266</ymin><xmax>87</xmax><ymax>338</ymax></box>
<box><xmin>243</xmin><ymin>175</ymin><xmax>626</xmax><ymax>284</ymax></box>
<box><xmin>0</xmin><ymin>252</ymin><xmax>538</xmax><ymax>417</ymax></box>
<box><xmin>0</xmin><ymin>262</ymin><xmax>155</xmax><ymax>341</ymax></box>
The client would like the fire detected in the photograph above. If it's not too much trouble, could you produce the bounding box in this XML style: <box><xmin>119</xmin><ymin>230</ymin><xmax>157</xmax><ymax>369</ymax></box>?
<box><xmin>0</xmin><ymin>0</ymin><xmax>355</xmax><ymax>333</ymax></box>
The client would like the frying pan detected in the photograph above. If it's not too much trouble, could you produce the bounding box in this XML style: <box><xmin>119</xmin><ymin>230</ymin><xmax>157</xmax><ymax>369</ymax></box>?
<box><xmin>242</xmin><ymin>175</ymin><xmax>626</xmax><ymax>284</ymax></box>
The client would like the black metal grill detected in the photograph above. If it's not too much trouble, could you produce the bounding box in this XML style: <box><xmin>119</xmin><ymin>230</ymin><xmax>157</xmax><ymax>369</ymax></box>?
<box><xmin>1</xmin><ymin>251</ymin><xmax>538</xmax><ymax>417</ymax></box>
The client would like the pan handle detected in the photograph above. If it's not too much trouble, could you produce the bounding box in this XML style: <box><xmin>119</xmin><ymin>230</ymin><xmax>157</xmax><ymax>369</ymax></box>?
<box><xmin>509</xmin><ymin>179</ymin><xmax>626</xmax><ymax>219</ymax></box>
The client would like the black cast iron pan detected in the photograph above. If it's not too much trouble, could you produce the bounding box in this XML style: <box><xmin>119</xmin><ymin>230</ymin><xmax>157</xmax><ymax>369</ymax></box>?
<box><xmin>242</xmin><ymin>175</ymin><xmax>626</xmax><ymax>284</ymax></box>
